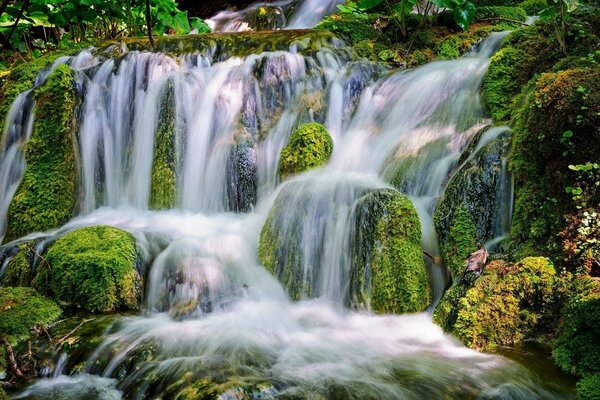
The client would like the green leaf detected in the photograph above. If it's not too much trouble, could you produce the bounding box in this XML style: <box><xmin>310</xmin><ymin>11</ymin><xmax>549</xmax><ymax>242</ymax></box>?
<box><xmin>359</xmin><ymin>0</ymin><xmax>384</xmax><ymax>10</ymax></box>
<box><xmin>452</xmin><ymin>1</ymin><xmax>476</xmax><ymax>30</ymax></box>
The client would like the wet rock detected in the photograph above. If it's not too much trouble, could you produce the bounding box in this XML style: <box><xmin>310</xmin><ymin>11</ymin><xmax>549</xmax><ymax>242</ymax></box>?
<box><xmin>278</xmin><ymin>122</ymin><xmax>333</xmax><ymax>180</ymax></box>
<box><xmin>227</xmin><ymin>139</ymin><xmax>258</xmax><ymax>213</ymax></box>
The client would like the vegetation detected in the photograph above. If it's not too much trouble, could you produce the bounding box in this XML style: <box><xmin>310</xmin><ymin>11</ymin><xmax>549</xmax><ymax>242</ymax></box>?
<box><xmin>37</xmin><ymin>225</ymin><xmax>140</xmax><ymax>312</ymax></box>
<box><xmin>278</xmin><ymin>122</ymin><xmax>333</xmax><ymax>180</ymax></box>
<box><xmin>0</xmin><ymin>0</ymin><xmax>210</xmax><ymax>67</ymax></box>
<box><xmin>5</xmin><ymin>64</ymin><xmax>78</xmax><ymax>242</ymax></box>
<box><xmin>435</xmin><ymin>257</ymin><xmax>558</xmax><ymax>351</ymax></box>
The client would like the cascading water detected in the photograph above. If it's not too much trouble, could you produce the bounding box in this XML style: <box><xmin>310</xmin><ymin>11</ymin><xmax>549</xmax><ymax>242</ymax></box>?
<box><xmin>207</xmin><ymin>0</ymin><xmax>344</xmax><ymax>32</ymax></box>
<box><xmin>0</xmin><ymin>29</ymin><xmax>571</xmax><ymax>399</ymax></box>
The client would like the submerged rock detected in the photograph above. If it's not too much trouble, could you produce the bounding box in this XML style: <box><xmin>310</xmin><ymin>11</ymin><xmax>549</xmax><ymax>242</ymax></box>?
<box><xmin>35</xmin><ymin>226</ymin><xmax>141</xmax><ymax>313</ymax></box>
<box><xmin>5</xmin><ymin>65</ymin><xmax>78</xmax><ymax>242</ymax></box>
<box><xmin>278</xmin><ymin>122</ymin><xmax>333</xmax><ymax>180</ymax></box>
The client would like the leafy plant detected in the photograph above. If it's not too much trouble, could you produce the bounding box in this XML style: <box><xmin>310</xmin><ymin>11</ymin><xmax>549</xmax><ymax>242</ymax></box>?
<box><xmin>539</xmin><ymin>0</ymin><xmax>579</xmax><ymax>54</ymax></box>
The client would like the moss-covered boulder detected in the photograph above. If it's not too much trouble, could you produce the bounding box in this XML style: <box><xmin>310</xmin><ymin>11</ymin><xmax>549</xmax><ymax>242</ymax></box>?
<box><xmin>432</xmin><ymin>273</ymin><xmax>478</xmax><ymax>333</ymax></box>
<box><xmin>351</xmin><ymin>188</ymin><xmax>431</xmax><ymax>313</ymax></box>
<box><xmin>5</xmin><ymin>64</ymin><xmax>78</xmax><ymax>242</ymax></box>
<box><xmin>475</xmin><ymin>6</ymin><xmax>527</xmax><ymax>23</ymax></box>
<box><xmin>0</xmin><ymin>287</ymin><xmax>61</xmax><ymax>342</ymax></box>
<box><xmin>259</xmin><ymin>185</ymin><xmax>430</xmax><ymax>313</ymax></box>
<box><xmin>552</xmin><ymin>276</ymin><xmax>600</xmax><ymax>378</ymax></box>
<box><xmin>518</xmin><ymin>0</ymin><xmax>547</xmax><ymax>14</ymax></box>
<box><xmin>434</xmin><ymin>129</ymin><xmax>511</xmax><ymax>277</ymax></box>
<box><xmin>150</xmin><ymin>80</ymin><xmax>177</xmax><ymax>210</ymax></box>
<box><xmin>36</xmin><ymin>226</ymin><xmax>140</xmax><ymax>312</ymax></box>
<box><xmin>0</xmin><ymin>241</ymin><xmax>39</xmax><ymax>287</ymax></box>
<box><xmin>434</xmin><ymin>257</ymin><xmax>557</xmax><ymax>351</ymax></box>
<box><xmin>278</xmin><ymin>122</ymin><xmax>333</xmax><ymax>180</ymax></box>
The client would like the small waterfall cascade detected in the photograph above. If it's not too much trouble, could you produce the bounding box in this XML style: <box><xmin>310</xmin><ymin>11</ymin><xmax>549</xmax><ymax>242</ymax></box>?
<box><xmin>207</xmin><ymin>0</ymin><xmax>344</xmax><ymax>32</ymax></box>
<box><xmin>0</xmin><ymin>28</ymin><xmax>569</xmax><ymax>399</ymax></box>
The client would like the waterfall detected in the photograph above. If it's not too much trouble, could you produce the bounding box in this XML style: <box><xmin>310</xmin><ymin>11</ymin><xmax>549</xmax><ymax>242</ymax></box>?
<box><xmin>207</xmin><ymin>0</ymin><xmax>344</xmax><ymax>32</ymax></box>
<box><xmin>1</xmin><ymin>30</ymin><xmax>568</xmax><ymax>399</ymax></box>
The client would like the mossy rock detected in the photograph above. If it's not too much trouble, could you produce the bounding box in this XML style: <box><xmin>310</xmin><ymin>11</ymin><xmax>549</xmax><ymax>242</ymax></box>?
<box><xmin>5</xmin><ymin>64</ymin><xmax>78</xmax><ymax>242</ymax></box>
<box><xmin>0</xmin><ymin>386</ymin><xmax>7</xmax><ymax>400</ymax></box>
<box><xmin>36</xmin><ymin>226</ymin><xmax>140</xmax><ymax>313</ymax></box>
<box><xmin>278</xmin><ymin>122</ymin><xmax>333</xmax><ymax>180</ymax></box>
<box><xmin>577</xmin><ymin>375</ymin><xmax>600</xmax><ymax>400</ymax></box>
<box><xmin>552</xmin><ymin>276</ymin><xmax>600</xmax><ymax>377</ymax></box>
<box><xmin>0</xmin><ymin>242</ymin><xmax>37</xmax><ymax>287</ymax></box>
<box><xmin>434</xmin><ymin>131</ymin><xmax>510</xmax><ymax>277</ymax></box>
<box><xmin>446</xmin><ymin>257</ymin><xmax>557</xmax><ymax>351</ymax></box>
<box><xmin>316</xmin><ymin>11</ymin><xmax>380</xmax><ymax>45</ymax></box>
<box><xmin>351</xmin><ymin>188</ymin><xmax>431</xmax><ymax>313</ymax></box>
<box><xmin>0</xmin><ymin>287</ymin><xmax>61</xmax><ymax>341</ymax></box>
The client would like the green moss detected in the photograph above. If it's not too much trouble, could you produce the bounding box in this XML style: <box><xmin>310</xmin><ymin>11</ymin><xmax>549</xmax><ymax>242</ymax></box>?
<box><xmin>37</xmin><ymin>226</ymin><xmax>140</xmax><ymax>312</ymax></box>
<box><xmin>577</xmin><ymin>376</ymin><xmax>600</xmax><ymax>400</ymax></box>
<box><xmin>552</xmin><ymin>276</ymin><xmax>600</xmax><ymax>377</ymax></box>
<box><xmin>482</xmin><ymin>47</ymin><xmax>530</xmax><ymax>122</ymax></box>
<box><xmin>352</xmin><ymin>189</ymin><xmax>431</xmax><ymax>313</ymax></box>
<box><xmin>441</xmin><ymin>205</ymin><xmax>477</xmax><ymax>277</ymax></box>
<box><xmin>0</xmin><ymin>287</ymin><xmax>61</xmax><ymax>341</ymax></box>
<box><xmin>518</xmin><ymin>0</ymin><xmax>547</xmax><ymax>14</ymax></box>
<box><xmin>5</xmin><ymin>64</ymin><xmax>78</xmax><ymax>242</ymax></box>
<box><xmin>0</xmin><ymin>386</ymin><xmax>7</xmax><ymax>400</ymax></box>
<box><xmin>452</xmin><ymin>257</ymin><xmax>557</xmax><ymax>351</ymax></box>
<box><xmin>150</xmin><ymin>80</ymin><xmax>177</xmax><ymax>210</ymax></box>
<box><xmin>475</xmin><ymin>6</ymin><xmax>527</xmax><ymax>22</ymax></box>
<box><xmin>433</xmin><ymin>273</ymin><xmax>478</xmax><ymax>332</ymax></box>
<box><xmin>278</xmin><ymin>122</ymin><xmax>333</xmax><ymax>180</ymax></box>
<box><xmin>474</xmin><ymin>0</ymin><xmax>521</xmax><ymax>6</ymax></box>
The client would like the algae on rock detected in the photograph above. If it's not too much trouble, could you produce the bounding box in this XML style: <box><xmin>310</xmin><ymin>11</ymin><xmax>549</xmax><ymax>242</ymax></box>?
<box><xmin>37</xmin><ymin>226</ymin><xmax>140</xmax><ymax>313</ymax></box>
<box><xmin>5</xmin><ymin>64</ymin><xmax>78</xmax><ymax>242</ymax></box>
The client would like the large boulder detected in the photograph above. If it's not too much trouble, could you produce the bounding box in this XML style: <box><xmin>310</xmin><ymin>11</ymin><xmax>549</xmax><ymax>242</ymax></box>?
<box><xmin>259</xmin><ymin>185</ymin><xmax>431</xmax><ymax>313</ymax></box>
<box><xmin>34</xmin><ymin>226</ymin><xmax>141</xmax><ymax>313</ymax></box>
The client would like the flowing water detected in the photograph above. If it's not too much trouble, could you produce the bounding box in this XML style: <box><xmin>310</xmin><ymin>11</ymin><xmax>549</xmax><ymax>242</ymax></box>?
<box><xmin>207</xmin><ymin>0</ymin><xmax>344</xmax><ymax>32</ymax></box>
<box><xmin>0</xmin><ymin>27</ymin><xmax>573</xmax><ymax>399</ymax></box>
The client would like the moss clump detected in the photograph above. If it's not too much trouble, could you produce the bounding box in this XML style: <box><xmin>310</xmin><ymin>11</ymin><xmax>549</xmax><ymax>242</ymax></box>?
<box><xmin>448</xmin><ymin>257</ymin><xmax>557</xmax><ymax>351</ymax></box>
<box><xmin>352</xmin><ymin>189</ymin><xmax>431</xmax><ymax>313</ymax></box>
<box><xmin>38</xmin><ymin>226</ymin><xmax>140</xmax><ymax>312</ymax></box>
<box><xmin>5</xmin><ymin>64</ymin><xmax>78</xmax><ymax>242</ymax></box>
<box><xmin>150</xmin><ymin>81</ymin><xmax>177</xmax><ymax>210</ymax></box>
<box><xmin>474</xmin><ymin>0</ymin><xmax>521</xmax><ymax>6</ymax></box>
<box><xmin>433</xmin><ymin>273</ymin><xmax>478</xmax><ymax>332</ymax></box>
<box><xmin>552</xmin><ymin>276</ymin><xmax>600</xmax><ymax>377</ymax></box>
<box><xmin>475</xmin><ymin>6</ymin><xmax>527</xmax><ymax>22</ymax></box>
<box><xmin>0</xmin><ymin>287</ymin><xmax>61</xmax><ymax>341</ymax></box>
<box><xmin>316</xmin><ymin>11</ymin><xmax>380</xmax><ymax>45</ymax></box>
<box><xmin>577</xmin><ymin>376</ymin><xmax>600</xmax><ymax>400</ymax></box>
<box><xmin>278</xmin><ymin>122</ymin><xmax>333</xmax><ymax>180</ymax></box>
